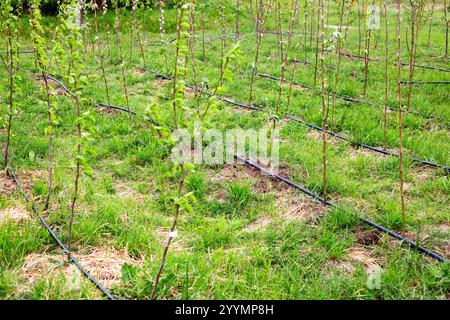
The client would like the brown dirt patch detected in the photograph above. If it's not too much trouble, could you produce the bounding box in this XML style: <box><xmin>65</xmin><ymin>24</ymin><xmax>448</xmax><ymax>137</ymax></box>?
<box><xmin>95</xmin><ymin>105</ymin><xmax>120</xmax><ymax>114</ymax></box>
<box><xmin>153</xmin><ymin>77</ymin><xmax>171</xmax><ymax>91</ymax></box>
<box><xmin>210</xmin><ymin>163</ymin><xmax>291</xmax><ymax>194</ymax></box>
<box><xmin>435</xmin><ymin>223</ymin><xmax>450</xmax><ymax>233</ymax></box>
<box><xmin>0</xmin><ymin>205</ymin><xmax>31</xmax><ymax>225</ymax></box>
<box><xmin>306</xmin><ymin>130</ymin><xmax>340</xmax><ymax>144</ymax></box>
<box><xmin>277</xmin><ymin>194</ymin><xmax>328</xmax><ymax>223</ymax></box>
<box><xmin>0</xmin><ymin>171</ymin><xmax>16</xmax><ymax>195</ymax></box>
<box><xmin>333</xmin><ymin>260</ymin><xmax>356</xmax><ymax>274</ymax></box>
<box><xmin>355</xmin><ymin>227</ymin><xmax>382</xmax><ymax>246</ymax></box>
<box><xmin>133</xmin><ymin>69</ymin><xmax>148</xmax><ymax>77</ymax></box>
<box><xmin>243</xmin><ymin>216</ymin><xmax>272</xmax><ymax>233</ymax></box>
<box><xmin>18</xmin><ymin>169</ymin><xmax>47</xmax><ymax>195</ymax></box>
<box><xmin>115</xmin><ymin>182</ymin><xmax>144</xmax><ymax>202</ymax></box>
<box><xmin>411</xmin><ymin>166</ymin><xmax>436</xmax><ymax>184</ymax></box>
<box><xmin>20</xmin><ymin>247</ymin><xmax>142</xmax><ymax>290</ymax></box>
<box><xmin>49</xmin><ymin>88</ymin><xmax>66</xmax><ymax>96</ymax></box>
<box><xmin>347</xmin><ymin>245</ymin><xmax>381</xmax><ymax>272</ymax></box>
<box><xmin>350</xmin><ymin>147</ymin><xmax>381</xmax><ymax>159</ymax></box>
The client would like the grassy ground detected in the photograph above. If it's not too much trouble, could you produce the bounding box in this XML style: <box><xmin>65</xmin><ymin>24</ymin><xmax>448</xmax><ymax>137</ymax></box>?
<box><xmin>0</xmin><ymin>3</ymin><xmax>449</xmax><ymax>299</ymax></box>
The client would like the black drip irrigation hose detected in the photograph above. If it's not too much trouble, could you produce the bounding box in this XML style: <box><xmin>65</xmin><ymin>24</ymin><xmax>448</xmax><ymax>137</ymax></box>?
<box><xmin>399</xmin><ymin>62</ymin><xmax>450</xmax><ymax>73</ymax></box>
<box><xmin>39</xmin><ymin>69</ymin><xmax>450</xmax><ymax>172</ymax></box>
<box><xmin>321</xmin><ymin>49</ymin><xmax>450</xmax><ymax>73</ymax></box>
<box><xmin>236</xmin><ymin>157</ymin><xmax>448</xmax><ymax>263</ymax></box>
<box><xmin>0</xmin><ymin>49</ymin><xmax>35</xmax><ymax>55</ymax></box>
<box><xmin>5</xmin><ymin>165</ymin><xmax>116</xmax><ymax>300</ymax></box>
<box><xmin>255</xmin><ymin>72</ymin><xmax>447</xmax><ymax>122</ymax></box>
<box><xmin>30</xmin><ymin>72</ymin><xmax>161</xmax><ymax>127</ymax></box>
<box><xmin>401</xmin><ymin>81</ymin><xmax>450</xmax><ymax>85</ymax></box>
<box><xmin>289</xmin><ymin>58</ymin><xmax>336</xmax><ymax>70</ymax></box>
<box><xmin>69</xmin><ymin>92</ymin><xmax>448</xmax><ymax>263</ymax></box>
<box><xmin>151</xmin><ymin>71</ymin><xmax>450</xmax><ymax>172</ymax></box>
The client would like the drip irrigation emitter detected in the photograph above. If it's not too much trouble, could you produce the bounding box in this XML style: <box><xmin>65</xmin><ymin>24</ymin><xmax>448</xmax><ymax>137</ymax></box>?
<box><xmin>5</xmin><ymin>165</ymin><xmax>116</xmax><ymax>300</ymax></box>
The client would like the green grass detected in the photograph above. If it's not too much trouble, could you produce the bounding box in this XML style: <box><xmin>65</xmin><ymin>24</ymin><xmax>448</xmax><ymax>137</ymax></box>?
<box><xmin>0</xmin><ymin>3</ymin><xmax>449</xmax><ymax>300</ymax></box>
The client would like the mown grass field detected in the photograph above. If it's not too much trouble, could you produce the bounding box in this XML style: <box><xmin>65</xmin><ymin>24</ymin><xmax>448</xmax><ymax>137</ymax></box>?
<box><xmin>0</xmin><ymin>2</ymin><xmax>449</xmax><ymax>300</ymax></box>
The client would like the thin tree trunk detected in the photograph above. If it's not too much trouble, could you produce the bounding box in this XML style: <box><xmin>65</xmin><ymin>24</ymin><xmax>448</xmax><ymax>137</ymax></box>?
<box><xmin>42</xmin><ymin>73</ymin><xmax>54</xmax><ymax>212</ymax></box>
<box><xmin>3</xmin><ymin>31</ymin><xmax>14</xmax><ymax>170</ymax></box>
<box><xmin>248</xmin><ymin>0</ymin><xmax>271</xmax><ymax>106</ymax></box>
<box><xmin>236</xmin><ymin>0</ymin><xmax>240</xmax><ymax>41</ymax></box>
<box><xmin>445</xmin><ymin>0</ymin><xmax>448</xmax><ymax>57</ymax></box>
<box><xmin>358</xmin><ymin>1</ymin><xmax>362</xmax><ymax>57</ymax></box>
<box><xmin>151</xmin><ymin>4</ymin><xmax>187</xmax><ymax>299</ymax></box>
<box><xmin>396</xmin><ymin>0</ymin><xmax>406</xmax><ymax>227</ymax></box>
<box><xmin>159</xmin><ymin>0</ymin><xmax>169</xmax><ymax>70</ymax></box>
<box><xmin>427</xmin><ymin>0</ymin><xmax>435</xmax><ymax>48</ymax></box>
<box><xmin>68</xmin><ymin>69</ymin><xmax>82</xmax><ymax>260</ymax></box>
<box><xmin>383</xmin><ymin>2</ymin><xmax>388</xmax><ymax>150</ymax></box>
<box><xmin>363</xmin><ymin>28</ymin><xmax>371</xmax><ymax>96</ymax></box>
<box><xmin>406</xmin><ymin>5</ymin><xmax>416</xmax><ymax>110</ymax></box>
<box><xmin>115</xmin><ymin>5</ymin><xmax>130</xmax><ymax>113</ymax></box>
<box><xmin>136</xmin><ymin>7</ymin><xmax>147</xmax><ymax>68</ymax></box>
<box><xmin>129</xmin><ymin>2</ymin><xmax>136</xmax><ymax>62</ymax></box>
<box><xmin>287</xmin><ymin>0</ymin><xmax>301</xmax><ymax>115</ymax></box>
<box><xmin>344</xmin><ymin>0</ymin><xmax>352</xmax><ymax>40</ymax></box>
<box><xmin>314</xmin><ymin>0</ymin><xmax>320</xmax><ymax>86</ymax></box>
<box><xmin>94</xmin><ymin>5</ymin><xmax>110</xmax><ymax>103</ymax></box>
<box><xmin>304</xmin><ymin>1</ymin><xmax>308</xmax><ymax>61</ymax></box>
<box><xmin>331</xmin><ymin>0</ymin><xmax>345</xmax><ymax>129</ymax></box>
<box><xmin>219</xmin><ymin>1</ymin><xmax>226</xmax><ymax>85</ymax></box>
<box><xmin>310</xmin><ymin>0</ymin><xmax>315</xmax><ymax>46</ymax></box>
<box><xmin>201</xmin><ymin>8</ymin><xmax>206</xmax><ymax>61</ymax></box>
<box><xmin>320</xmin><ymin>0</ymin><xmax>327</xmax><ymax>202</ymax></box>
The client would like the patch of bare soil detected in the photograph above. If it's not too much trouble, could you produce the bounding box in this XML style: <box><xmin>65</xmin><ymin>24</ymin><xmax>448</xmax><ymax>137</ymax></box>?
<box><xmin>277</xmin><ymin>194</ymin><xmax>328</xmax><ymax>224</ymax></box>
<box><xmin>243</xmin><ymin>216</ymin><xmax>272</xmax><ymax>233</ymax></box>
<box><xmin>350</xmin><ymin>71</ymin><xmax>360</xmax><ymax>78</ymax></box>
<box><xmin>347</xmin><ymin>245</ymin><xmax>381</xmax><ymax>272</ymax></box>
<box><xmin>411</xmin><ymin>166</ymin><xmax>436</xmax><ymax>184</ymax></box>
<box><xmin>153</xmin><ymin>77</ymin><xmax>171</xmax><ymax>91</ymax></box>
<box><xmin>156</xmin><ymin>227</ymin><xmax>186</xmax><ymax>253</ymax></box>
<box><xmin>333</xmin><ymin>260</ymin><xmax>356</xmax><ymax>274</ymax></box>
<box><xmin>115</xmin><ymin>182</ymin><xmax>144</xmax><ymax>202</ymax></box>
<box><xmin>355</xmin><ymin>227</ymin><xmax>382</xmax><ymax>246</ymax></box>
<box><xmin>0</xmin><ymin>205</ymin><xmax>31</xmax><ymax>225</ymax></box>
<box><xmin>19</xmin><ymin>247</ymin><xmax>142</xmax><ymax>290</ymax></box>
<box><xmin>350</xmin><ymin>147</ymin><xmax>381</xmax><ymax>159</ymax></box>
<box><xmin>133</xmin><ymin>69</ymin><xmax>148</xmax><ymax>77</ymax></box>
<box><xmin>211</xmin><ymin>163</ymin><xmax>292</xmax><ymax>195</ymax></box>
<box><xmin>306</xmin><ymin>130</ymin><xmax>340</xmax><ymax>144</ymax></box>
<box><xmin>0</xmin><ymin>171</ymin><xmax>16</xmax><ymax>195</ymax></box>
<box><xmin>95</xmin><ymin>105</ymin><xmax>120</xmax><ymax>114</ymax></box>
<box><xmin>17</xmin><ymin>169</ymin><xmax>47</xmax><ymax>195</ymax></box>
<box><xmin>49</xmin><ymin>88</ymin><xmax>66</xmax><ymax>96</ymax></box>
<box><xmin>386</xmin><ymin>230</ymin><xmax>449</xmax><ymax>260</ymax></box>
<box><xmin>435</xmin><ymin>223</ymin><xmax>450</xmax><ymax>233</ymax></box>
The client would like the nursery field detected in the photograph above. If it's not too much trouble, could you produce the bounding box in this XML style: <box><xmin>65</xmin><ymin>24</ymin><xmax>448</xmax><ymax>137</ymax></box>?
<box><xmin>0</xmin><ymin>0</ymin><xmax>449</xmax><ymax>300</ymax></box>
